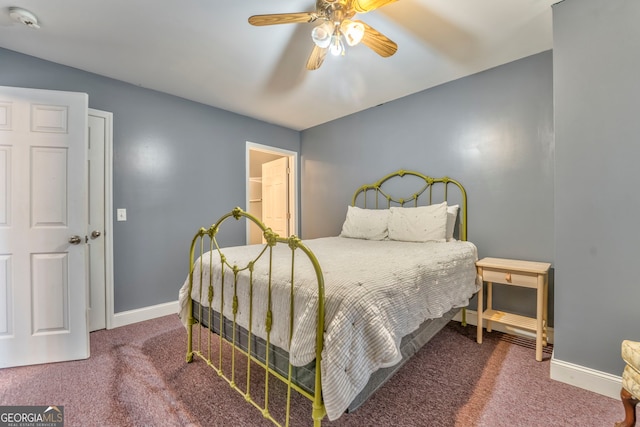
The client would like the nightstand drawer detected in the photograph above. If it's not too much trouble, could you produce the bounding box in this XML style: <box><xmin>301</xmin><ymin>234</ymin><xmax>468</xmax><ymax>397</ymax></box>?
<box><xmin>481</xmin><ymin>268</ymin><xmax>538</xmax><ymax>288</ymax></box>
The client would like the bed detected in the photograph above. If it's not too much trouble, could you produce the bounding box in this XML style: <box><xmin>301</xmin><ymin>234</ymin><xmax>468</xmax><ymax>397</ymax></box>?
<box><xmin>178</xmin><ymin>169</ymin><xmax>479</xmax><ymax>426</ymax></box>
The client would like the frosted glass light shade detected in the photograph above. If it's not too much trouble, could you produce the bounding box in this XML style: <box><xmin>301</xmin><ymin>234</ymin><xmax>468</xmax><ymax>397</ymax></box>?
<box><xmin>342</xmin><ymin>21</ymin><xmax>365</xmax><ymax>46</ymax></box>
<box><xmin>311</xmin><ymin>22</ymin><xmax>334</xmax><ymax>49</ymax></box>
<box><xmin>329</xmin><ymin>34</ymin><xmax>344</xmax><ymax>56</ymax></box>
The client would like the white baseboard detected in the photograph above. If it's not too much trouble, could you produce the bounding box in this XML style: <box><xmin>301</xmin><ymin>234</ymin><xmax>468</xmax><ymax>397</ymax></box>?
<box><xmin>453</xmin><ymin>308</ymin><xmax>555</xmax><ymax>344</ymax></box>
<box><xmin>550</xmin><ymin>357</ymin><xmax>622</xmax><ymax>400</ymax></box>
<box><xmin>109</xmin><ymin>300</ymin><xmax>179</xmax><ymax>329</ymax></box>
<box><xmin>454</xmin><ymin>309</ymin><xmax>621</xmax><ymax>400</ymax></box>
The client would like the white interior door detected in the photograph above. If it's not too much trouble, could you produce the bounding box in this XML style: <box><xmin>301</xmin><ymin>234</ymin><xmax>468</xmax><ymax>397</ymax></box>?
<box><xmin>262</xmin><ymin>157</ymin><xmax>289</xmax><ymax>238</ymax></box>
<box><xmin>0</xmin><ymin>86</ymin><xmax>89</xmax><ymax>368</ymax></box>
<box><xmin>87</xmin><ymin>111</ymin><xmax>108</xmax><ymax>331</ymax></box>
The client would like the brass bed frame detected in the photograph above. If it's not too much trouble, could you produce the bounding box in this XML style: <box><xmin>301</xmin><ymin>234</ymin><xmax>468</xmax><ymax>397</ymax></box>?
<box><xmin>183</xmin><ymin>169</ymin><xmax>468</xmax><ymax>426</ymax></box>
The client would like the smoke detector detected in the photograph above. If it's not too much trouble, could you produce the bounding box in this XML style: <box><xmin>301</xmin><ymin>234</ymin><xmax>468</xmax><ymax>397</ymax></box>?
<box><xmin>9</xmin><ymin>7</ymin><xmax>40</xmax><ymax>29</ymax></box>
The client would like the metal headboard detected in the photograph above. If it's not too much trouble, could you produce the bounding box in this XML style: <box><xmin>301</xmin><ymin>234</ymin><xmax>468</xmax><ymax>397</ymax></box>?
<box><xmin>351</xmin><ymin>169</ymin><xmax>468</xmax><ymax>241</ymax></box>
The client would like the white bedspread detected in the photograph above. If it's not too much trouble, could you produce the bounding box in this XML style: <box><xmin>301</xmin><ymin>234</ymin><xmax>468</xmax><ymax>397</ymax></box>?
<box><xmin>178</xmin><ymin>236</ymin><xmax>479</xmax><ymax>420</ymax></box>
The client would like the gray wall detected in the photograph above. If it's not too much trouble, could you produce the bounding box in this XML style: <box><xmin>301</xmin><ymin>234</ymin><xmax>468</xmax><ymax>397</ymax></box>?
<box><xmin>553</xmin><ymin>0</ymin><xmax>640</xmax><ymax>374</ymax></box>
<box><xmin>301</xmin><ymin>51</ymin><xmax>555</xmax><ymax>320</ymax></box>
<box><xmin>0</xmin><ymin>48</ymin><xmax>300</xmax><ymax>313</ymax></box>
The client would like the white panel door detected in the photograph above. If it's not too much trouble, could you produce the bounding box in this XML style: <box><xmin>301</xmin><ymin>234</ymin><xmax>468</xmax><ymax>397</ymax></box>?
<box><xmin>262</xmin><ymin>157</ymin><xmax>289</xmax><ymax>238</ymax></box>
<box><xmin>0</xmin><ymin>86</ymin><xmax>89</xmax><ymax>368</ymax></box>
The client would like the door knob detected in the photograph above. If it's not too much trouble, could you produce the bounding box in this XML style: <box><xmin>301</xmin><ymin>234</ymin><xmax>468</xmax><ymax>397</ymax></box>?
<box><xmin>68</xmin><ymin>235</ymin><xmax>82</xmax><ymax>245</ymax></box>
<box><xmin>91</xmin><ymin>230</ymin><xmax>101</xmax><ymax>239</ymax></box>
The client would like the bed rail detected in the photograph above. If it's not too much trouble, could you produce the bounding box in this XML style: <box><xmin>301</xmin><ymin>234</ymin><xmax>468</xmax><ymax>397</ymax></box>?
<box><xmin>185</xmin><ymin>207</ymin><xmax>326</xmax><ymax>427</ymax></box>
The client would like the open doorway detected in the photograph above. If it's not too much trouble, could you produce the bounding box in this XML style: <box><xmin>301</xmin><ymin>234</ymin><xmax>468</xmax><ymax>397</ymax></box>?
<box><xmin>246</xmin><ymin>142</ymin><xmax>298</xmax><ymax>244</ymax></box>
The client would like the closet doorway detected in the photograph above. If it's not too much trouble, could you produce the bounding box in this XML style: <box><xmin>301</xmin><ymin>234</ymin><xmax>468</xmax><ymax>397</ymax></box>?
<box><xmin>246</xmin><ymin>142</ymin><xmax>297</xmax><ymax>244</ymax></box>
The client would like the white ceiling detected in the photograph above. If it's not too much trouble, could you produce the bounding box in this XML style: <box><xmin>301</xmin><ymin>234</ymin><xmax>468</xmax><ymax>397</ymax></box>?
<box><xmin>0</xmin><ymin>0</ymin><xmax>556</xmax><ymax>131</ymax></box>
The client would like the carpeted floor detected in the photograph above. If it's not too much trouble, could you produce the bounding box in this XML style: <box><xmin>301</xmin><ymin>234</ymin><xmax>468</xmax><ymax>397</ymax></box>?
<box><xmin>0</xmin><ymin>315</ymin><xmax>623</xmax><ymax>426</ymax></box>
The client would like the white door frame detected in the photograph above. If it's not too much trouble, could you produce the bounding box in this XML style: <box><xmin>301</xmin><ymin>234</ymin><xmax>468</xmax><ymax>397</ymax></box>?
<box><xmin>246</xmin><ymin>141</ymin><xmax>298</xmax><ymax>243</ymax></box>
<box><xmin>88</xmin><ymin>109</ymin><xmax>115</xmax><ymax>330</ymax></box>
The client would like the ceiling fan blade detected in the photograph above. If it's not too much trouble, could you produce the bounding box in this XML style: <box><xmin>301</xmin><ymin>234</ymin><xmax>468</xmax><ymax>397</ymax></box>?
<box><xmin>351</xmin><ymin>0</ymin><xmax>398</xmax><ymax>13</ymax></box>
<box><xmin>306</xmin><ymin>45</ymin><xmax>328</xmax><ymax>70</ymax></box>
<box><xmin>248</xmin><ymin>12</ymin><xmax>318</xmax><ymax>26</ymax></box>
<box><xmin>358</xmin><ymin>20</ymin><xmax>398</xmax><ymax>57</ymax></box>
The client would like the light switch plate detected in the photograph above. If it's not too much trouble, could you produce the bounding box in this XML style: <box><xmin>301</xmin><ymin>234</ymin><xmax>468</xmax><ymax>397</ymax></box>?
<box><xmin>116</xmin><ymin>208</ymin><xmax>127</xmax><ymax>221</ymax></box>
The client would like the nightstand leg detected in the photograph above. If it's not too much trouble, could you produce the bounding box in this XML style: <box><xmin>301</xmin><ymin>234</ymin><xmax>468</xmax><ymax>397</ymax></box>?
<box><xmin>536</xmin><ymin>275</ymin><xmax>544</xmax><ymax>361</ymax></box>
<box><xmin>486</xmin><ymin>282</ymin><xmax>493</xmax><ymax>333</ymax></box>
<box><xmin>477</xmin><ymin>268</ymin><xmax>483</xmax><ymax>344</ymax></box>
<box><xmin>543</xmin><ymin>276</ymin><xmax>548</xmax><ymax>346</ymax></box>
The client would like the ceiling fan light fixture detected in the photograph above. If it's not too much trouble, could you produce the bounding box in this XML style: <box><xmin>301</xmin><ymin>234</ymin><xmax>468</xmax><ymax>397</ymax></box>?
<box><xmin>248</xmin><ymin>0</ymin><xmax>398</xmax><ymax>70</ymax></box>
<box><xmin>311</xmin><ymin>21</ymin><xmax>334</xmax><ymax>49</ymax></box>
<box><xmin>342</xmin><ymin>21</ymin><xmax>365</xmax><ymax>46</ymax></box>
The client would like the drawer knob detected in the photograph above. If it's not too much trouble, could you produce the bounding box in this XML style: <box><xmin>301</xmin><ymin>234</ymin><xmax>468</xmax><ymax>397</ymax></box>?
<box><xmin>505</xmin><ymin>272</ymin><xmax>512</xmax><ymax>282</ymax></box>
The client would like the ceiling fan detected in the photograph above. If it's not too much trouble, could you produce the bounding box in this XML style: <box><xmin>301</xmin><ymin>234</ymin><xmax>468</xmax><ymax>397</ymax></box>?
<box><xmin>248</xmin><ymin>0</ymin><xmax>398</xmax><ymax>70</ymax></box>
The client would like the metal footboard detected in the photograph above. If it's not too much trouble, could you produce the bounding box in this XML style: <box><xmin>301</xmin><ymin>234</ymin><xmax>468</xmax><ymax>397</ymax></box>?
<box><xmin>184</xmin><ymin>207</ymin><xmax>326</xmax><ymax>427</ymax></box>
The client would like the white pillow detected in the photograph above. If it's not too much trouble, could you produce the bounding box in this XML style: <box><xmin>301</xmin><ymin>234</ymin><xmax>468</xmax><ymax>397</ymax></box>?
<box><xmin>340</xmin><ymin>206</ymin><xmax>390</xmax><ymax>240</ymax></box>
<box><xmin>388</xmin><ymin>202</ymin><xmax>448</xmax><ymax>242</ymax></box>
<box><xmin>446</xmin><ymin>204</ymin><xmax>459</xmax><ymax>241</ymax></box>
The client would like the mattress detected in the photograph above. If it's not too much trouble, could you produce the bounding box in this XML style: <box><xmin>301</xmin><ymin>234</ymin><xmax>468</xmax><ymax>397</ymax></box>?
<box><xmin>179</xmin><ymin>236</ymin><xmax>479</xmax><ymax>420</ymax></box>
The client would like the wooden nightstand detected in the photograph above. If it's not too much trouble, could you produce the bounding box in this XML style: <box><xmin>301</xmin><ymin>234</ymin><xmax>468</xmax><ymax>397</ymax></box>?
<box><xmin>476</xmin><ymin>257</ymin><xmax>551</xmax><ymax>361</ymax></box>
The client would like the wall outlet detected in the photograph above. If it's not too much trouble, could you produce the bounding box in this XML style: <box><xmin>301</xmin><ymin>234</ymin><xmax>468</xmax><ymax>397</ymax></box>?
<box><xmin>116</xmin><ymin>208</ymin><xmax>127</xmax><ymax>221</ymax></box>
